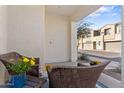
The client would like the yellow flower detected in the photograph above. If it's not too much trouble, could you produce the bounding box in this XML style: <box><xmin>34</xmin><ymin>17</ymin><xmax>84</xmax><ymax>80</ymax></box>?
<box><xmin>23</xmin><ymin>57</ymin><xmax>30</xmax><ymax>62</ymax></box>
<box><xmin>31</xmin><ymin>57</ymin><xmax>35</xmax><ymax>61</ymax></box>
<box><xmin>30</xmin><ymin>60</ymin><xmax>35</xmax><ymax>66</ymax></box>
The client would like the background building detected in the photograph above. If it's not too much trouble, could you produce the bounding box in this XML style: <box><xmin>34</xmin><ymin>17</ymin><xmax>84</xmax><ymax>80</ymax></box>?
<box><xmin>78</xmin><ymin>23</ymin><xmax>121</xmax><ymax>53</ymax></box>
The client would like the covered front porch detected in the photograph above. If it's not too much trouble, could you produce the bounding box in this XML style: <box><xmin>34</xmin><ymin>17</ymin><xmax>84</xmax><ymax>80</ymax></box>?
<box><xmin>0</xmin><ymin>5</ymin><xmax>124</xmax><ymax>88</ymax></box>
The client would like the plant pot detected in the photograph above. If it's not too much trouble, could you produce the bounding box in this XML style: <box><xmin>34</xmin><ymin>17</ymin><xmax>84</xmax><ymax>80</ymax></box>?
<box><xmin>9</xmin><ymin>73</ymin><xmax>26</xmax><ymax>88</ymax></box>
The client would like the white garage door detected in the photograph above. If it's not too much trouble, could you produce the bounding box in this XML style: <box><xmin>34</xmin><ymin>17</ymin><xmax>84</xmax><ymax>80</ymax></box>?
<box><xmin>105</xmin><ymin>41</ymin><xmax>121</xmax><ymax>53</ymax></box>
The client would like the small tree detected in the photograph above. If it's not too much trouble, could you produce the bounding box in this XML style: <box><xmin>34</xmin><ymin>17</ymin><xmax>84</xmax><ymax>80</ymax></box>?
<box><xmin>77</xmin><ymin>22</ymin><xmax>92</xmax><ymax>49</ymax></box>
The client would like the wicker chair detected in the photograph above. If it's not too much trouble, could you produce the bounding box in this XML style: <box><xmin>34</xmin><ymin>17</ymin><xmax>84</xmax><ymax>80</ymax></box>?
<box><xmin>0</xmin><ymin>52</ymin><xmax>40</xmax><ymax>77</ymax></box>
<box><xmin>0</xmin><ymin>61</ymin><xmax>9</xmax><ymax>85</ymax></box>
<box><xmin>46</xmin><ymin>61</ymin><xmax>110</xmax><ymax>88</ymax></box>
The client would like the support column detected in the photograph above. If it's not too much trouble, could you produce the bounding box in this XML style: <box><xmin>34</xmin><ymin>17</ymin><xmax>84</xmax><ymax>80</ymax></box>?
<box><xmin>121</xmin><ymin>6</ymin><xmax>124</xmax><ymax>86</ymax></box>
<box><xmin>39</xmin><ymin>6</ymin><xmax>46</xmax><ymax>76</ymax></box>
<box><xmin>71</xmin><ymin>21</ymin><xmax>77</xmax><ymax>62</ymax></box>
<box><xmin>121</xmin><ymin>6</ymin><xmax>124</xmax><ymax>87</ymax></box>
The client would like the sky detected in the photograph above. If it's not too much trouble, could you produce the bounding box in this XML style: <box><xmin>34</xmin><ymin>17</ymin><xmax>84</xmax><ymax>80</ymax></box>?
<box><xmin>78</xmin><ymin>5</ymin><xmax>121</xmax><ymax>30</ymax></box>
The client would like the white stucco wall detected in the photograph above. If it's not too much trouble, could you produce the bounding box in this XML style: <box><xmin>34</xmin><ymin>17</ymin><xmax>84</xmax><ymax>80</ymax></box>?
<box><xmin>0</xmin><ymin>6</ymin><xmax>7</xmax><ymax>54</ymax></box>
<box><xmin>45</xmin><ymin>13</ymin><xmax>71</xmax><ymax>63</ymax></box>
<box><xmin>83</xmin><ymin>43</ymin><xmax>93</xmax><ymax>50</ymax></box>
<box><xmin>93</xmin><ymin>36</ymin><xmax>104</xmax><ymax>50</ymax></box>
<box><xmin>82</xmin><ymin>36</ymin><xmax>103</xmax><ymax>50</ymax></box>
<box><xmin>7</xmin><ymin>6</ymin><xmax>45</xmax><ymax>64</ymax></box>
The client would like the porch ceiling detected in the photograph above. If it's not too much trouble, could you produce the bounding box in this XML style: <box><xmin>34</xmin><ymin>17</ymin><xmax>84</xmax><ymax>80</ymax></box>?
<box><xmin>46</xmin><ymin>5</ymin><xmax>102</xmax><ymax>21</ymax></box>
<box><xmin>46</xmin><ymin>5</ymin><xmax>81</xmax><ymax>16</ymax></box>
<box><xmin>71</xmin><ymin>5</ymin><xmax>102</xmax><ymax>21</ymax></box>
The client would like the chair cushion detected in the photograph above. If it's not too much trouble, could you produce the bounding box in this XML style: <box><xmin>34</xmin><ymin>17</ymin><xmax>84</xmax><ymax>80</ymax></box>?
<box><xmin>45</xmin><ymin>64</ymin><xmax>53</xmax><ymax>72</ymax></box>
<box><xmin>77</xmin><ymin>63</ymin><xmax>90</xmax><ymax>67</ymax></box>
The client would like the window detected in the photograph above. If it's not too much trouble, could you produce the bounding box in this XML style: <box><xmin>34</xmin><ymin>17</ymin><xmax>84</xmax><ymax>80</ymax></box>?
<box><xmin>93</xmin><ymin>30</ymin><xmax>100</xmax><ymax>36</ymax></box>
<box><xmin>104</xmin><ymin>28</ymin><xmax>111</xmax><ymax>35</ymax></box>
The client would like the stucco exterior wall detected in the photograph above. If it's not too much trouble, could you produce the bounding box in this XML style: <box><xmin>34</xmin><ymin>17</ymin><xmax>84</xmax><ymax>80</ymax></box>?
<box><xmin>0</xmin><ymin>6</ymin><xmax>7</xmax><ymax>54</ymax></box>
<box><xmin>7</xmin><ymin>6</ymin><xmax>45</xmax><ymax>63</ymax></box>
<box><xmin>83</xmin><ymin>37</ymin><xmax>92</xmax><ymax>50</ymax></box>
<box><xmin>78</xmin><ymin>38</ymin><xmax>83</xmax><ymax>49</ymax></box>
<box><xmin>83</xmin><ymin>43</ymin><xmax>93</xmax><ymax>50</ymax></box>
<box><xmin>92</xmin><ymin>36</ymin><xmax>103</xmax><ymax>50</ymax></box>
<box><xmin>115</xmin><ymin>33</ymin><xmax>121</xmax><ymax>40</ymax></box>
<box><xmin>45</xmin><ymin>13</ymin><xmax>71</xmax><ymax>63</ymax></box>
<box><xmin>82</xmin><ymin>36</ymin><xmax>103</xmax><ymax>50</ymax></box>
<box><xmin>101</xmin><ymin>24</ymin><xmax>116</xmax><ymax>41</ymax></box>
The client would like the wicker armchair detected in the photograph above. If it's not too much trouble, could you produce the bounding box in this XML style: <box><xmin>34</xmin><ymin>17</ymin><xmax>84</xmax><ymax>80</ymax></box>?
<box><xmin>0</xmin><ymin>52</ymin><xmax>40</xmax><ymax>77</ymax></box>
<box><xmin>46</xmin><ymin>61</ymin><xmax>110</xmax><ymax>88</ymax></box>
<box><xmin>0</xmin><ymin>61</ymin><xmax>9</xmax><ymax>85</ymax></box>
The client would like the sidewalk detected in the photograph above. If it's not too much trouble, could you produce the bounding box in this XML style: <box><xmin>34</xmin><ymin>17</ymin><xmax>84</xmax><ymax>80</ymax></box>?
<box><xmin>78</xmin><ymin>50</ymin><xmax>121</xmax><ymax>62</ymax></box>
<box><xmin>78</xmin><ymin>50</ymin><xmax>121</xmax><ymax>58</ymax></box>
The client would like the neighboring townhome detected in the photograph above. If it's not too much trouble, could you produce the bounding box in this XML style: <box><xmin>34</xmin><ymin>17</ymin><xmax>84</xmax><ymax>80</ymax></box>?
<box><xmin>78</xmin><ymin>23</ymin><xmax>121</xmax><ymax>53</ymax></box>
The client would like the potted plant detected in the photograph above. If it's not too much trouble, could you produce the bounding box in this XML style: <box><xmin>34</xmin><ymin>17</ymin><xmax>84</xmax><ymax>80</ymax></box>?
<box><xmin>7</xmin><ymin>55</ymin><xmax>36</xmax><ymax>88</ymax></box>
